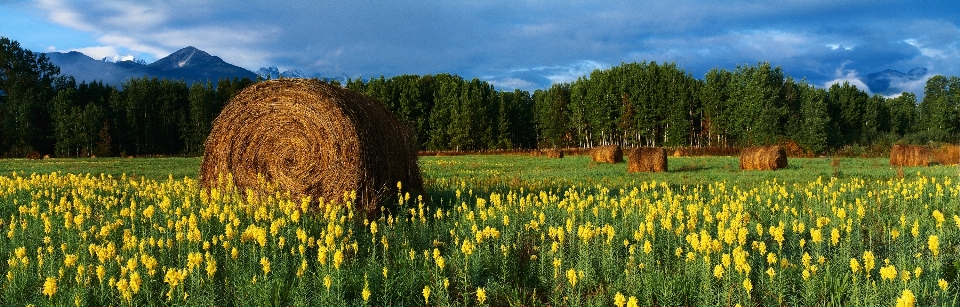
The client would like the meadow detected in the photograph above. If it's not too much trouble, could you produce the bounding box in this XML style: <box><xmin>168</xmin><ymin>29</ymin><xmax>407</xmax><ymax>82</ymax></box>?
<box><xmin>0</xmin><ymin>155</ymin><xmax>958</xmax><ymax>306</ymax></box>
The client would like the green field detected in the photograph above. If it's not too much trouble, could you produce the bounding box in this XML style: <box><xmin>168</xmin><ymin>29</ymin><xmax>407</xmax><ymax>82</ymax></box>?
<box><xmin>0</xmin><ymin>155</ymin><xmax>958</xmax><ymax>306</ymax></box>
<box><xmin>2</xmin><ymin>155</ymin><xmax>956</xmax><ymax>190</ymax></box>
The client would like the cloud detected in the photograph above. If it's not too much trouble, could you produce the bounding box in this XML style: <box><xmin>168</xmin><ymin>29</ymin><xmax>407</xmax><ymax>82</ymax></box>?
<box><xmin>13</xmin><ymin>0</ymin><xmax>960</xmax><ymax>93</ymax></box>
<box><xmin>66</xmin><ymin>46</ymin><xmax>134</xmax><ymax>62</ymax></box>
<box><xmin>820</xmin><ymin>61</ymin><xmax>872</xmax><ymax>93</ymax></box>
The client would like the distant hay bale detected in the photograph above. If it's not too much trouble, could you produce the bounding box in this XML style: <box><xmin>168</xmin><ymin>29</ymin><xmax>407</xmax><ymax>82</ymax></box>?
<box><xmin>26</xmin><ymin>151</ymin><xmax>41</xmax><ymax>160</ymax></box>
<box><xmin>529</xmin><ymin>150</ymin><xmax>542</xmax><ymax>157</ymax></box>
<box><xmin>545</xmin><ymin>149</ymin><xmax>564</xmax><ymax>159</ymax></box>
<box><xmin>739</xmin><ymin>146</ymin><xmax>788</xmax><ymax>170</ymax></box>
<box><xmin>932</xmin><ymin>145</ymin><xmax>959</xmax><ymax>166</ymax></box>
<box><xmin>200</xmin><ymin>78</ymin><xmax>424</xmax><ymax>215</ymax></box>
<box><xmin>628</xmin><ymin>147</ymin><xmax>667</xmax><ymax>173</ymax></box>
<box><xmin>672</xmin><ymin>149</ymin><xmax>684</xmax><ymax>157</ymax></box>
<box><xmin>590</xmin><ymin>145</ymin><xmax>623</xmax><ymax>163</ymax></box>
<box><xmin>42</xmin><ymin>154</ymin><xmax>50</xmax><ymax>159</ymax></box>
<box><xmin>890</xmin><ymin>144</ymin><xmax>930</xmax><ymax>167</ymax></box>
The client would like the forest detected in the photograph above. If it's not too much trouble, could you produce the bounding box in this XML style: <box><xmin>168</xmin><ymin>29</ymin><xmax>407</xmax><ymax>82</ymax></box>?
<box><xmin>2</xmin><ymin>36</ymin><xmax>959</xmax><ymax>157</ymax></box>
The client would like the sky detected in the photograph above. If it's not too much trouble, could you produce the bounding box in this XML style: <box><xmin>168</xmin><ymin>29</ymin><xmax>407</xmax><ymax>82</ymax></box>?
<box><xmin>1</xmin><ymin>0</ymin><xmax>959</xmax><ymax>95</ymax></box>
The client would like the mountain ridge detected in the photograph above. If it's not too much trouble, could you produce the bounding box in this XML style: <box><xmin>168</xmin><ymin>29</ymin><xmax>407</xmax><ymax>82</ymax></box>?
<box><xmin>45</xmin><ymin>46</ymin><xmax>258</xmax><ymax>86</ymax></box>
<box><xmin>861</xmin><ymin>67</ymin><xmax>928</xmax><ymax>96</ymax></box>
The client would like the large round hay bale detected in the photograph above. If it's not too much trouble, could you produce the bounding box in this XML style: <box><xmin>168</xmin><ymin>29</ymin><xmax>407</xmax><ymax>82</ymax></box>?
<box><xmin>200</xmin><ymin>79</ymin><xmax>424</xmax><ymax>215</ymax></box>
<box><xmin>890</xmin><ymin>144</ymin><xmax>930</xmax><ymax>167</ymax></box>
<box><xmin>628</xmin><ymin>147</ymin><xmax>667</xmax><ymax>172</ymax></box>
<box><xmin>739</xmin><ymin>146</ymin><xmax>788</xmax><ymax>170</ymax></box>
<box><xmin>590</xmin><ymin>145</ymin><xmax>623</xmax><ymax>163</ymax></box>
<box><xmin>545</xmin><ymin>149</ymin><xmax>564</xmax><ymax>159</ymax></box>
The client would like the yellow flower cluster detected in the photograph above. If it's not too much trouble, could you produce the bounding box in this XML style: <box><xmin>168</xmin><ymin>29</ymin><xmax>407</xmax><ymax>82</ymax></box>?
<box><xmin>1</xmin><ymin>169</ymin><xmax>958</xmax><ymax>304</ymax></box>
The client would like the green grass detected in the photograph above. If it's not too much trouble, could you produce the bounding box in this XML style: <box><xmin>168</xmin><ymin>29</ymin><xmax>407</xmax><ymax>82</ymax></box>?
<box><xmin>0</xmin><ymin>157</ymin><xmax>200</xmax><ymax>181</ymax></box>
<box><xmin>2</xmin><ymin>155</ymin><xmax>957</xmax><ymax>196</ymax></box>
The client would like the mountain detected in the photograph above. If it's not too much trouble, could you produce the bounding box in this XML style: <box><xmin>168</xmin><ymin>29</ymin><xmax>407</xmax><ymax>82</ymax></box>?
<box><xmin>862</xmin><ymin>67</ymin><xmax>928</xmax><ymax>96</ymax></box>
<box><xmin>257</xmin><ymin>66</ymin><xmax>306</xmax><ymax>79</ymax></box>
<box><xmin>45</xmin><ymin>51</ymin><xmax>146</xmax><ymax>85</ymax></box>
<box><xmin>45</xmin><ymin>46</ymin><xmax>257</xmax><ymax>86</ymax></box>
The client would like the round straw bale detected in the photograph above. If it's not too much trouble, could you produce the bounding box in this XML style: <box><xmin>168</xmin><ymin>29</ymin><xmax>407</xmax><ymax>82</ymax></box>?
<box><xmin>933</xmin><ymin>145</ymin><xmax>960</xmax><ymax>165</ymax></box>
<box><xmin>545</xmin><ymin>149</ymin><xmax>564</xmax><ymax>159</ymax></box>
<box><xmin>628</xmin><ymin>147</ymin><xmax>667</xmax><ymax>172</ymax></box>
<box><xmin>890</xmin><ymin>144</ymin><xmax>930</xmax><ymax>167</ymax></box>
<box><xmin>26</xmin><ymin>151</ymin><xmax>41</xmax><ymax>160</ymax></box>
<box><xmin>889</xmin><ymin>144</ymin><xmax>905</xmax><ymax>167</ymax></box>
<box><xmin>200</xmin><ymin>79</ymin><xmax>423</xmax><ymax>215</ymax></box>
<box><xmin>739</xmin><ymin>146</ymin><xmax>788</xmax><ymax>170</ymax></box>
<box><xmin>590</xmin><ymin>145</ymin><xmax>623</xmax><ymax>163</ymax></box>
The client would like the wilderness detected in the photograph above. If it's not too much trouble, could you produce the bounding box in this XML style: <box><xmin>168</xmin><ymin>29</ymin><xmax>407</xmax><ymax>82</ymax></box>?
<box><xmin>1</xmin><ymin>35</ymin><xmax>959</xmax><ymax>306</ymax></box>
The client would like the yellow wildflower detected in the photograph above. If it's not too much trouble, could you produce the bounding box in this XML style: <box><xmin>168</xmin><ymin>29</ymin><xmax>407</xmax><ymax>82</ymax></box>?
<box><xmin>333</xmin><ymin>249</ymin><xmax>344</xmax><ymax>269</ymax></box>
<box><xmin>810</xmin><ymin>228</ymin><xmax>822</xmax><ymax>244</ymax></box>
<box><xmin>928</xmin><ymin>235</ymin><xmax>939</xmax><ymax>257</ymax></box>
<box><xmin>362</xmin><ymin>274</ymin><xmax>371</xmax><ymax>302</ymax></box>
<box><xmin>42</xmin><ymin>276</ymin><xmax>57</xmax><ymax>298</ymax></box>
<box><xmin>566</xmin><ymin>268</ymin><xmax>578</xmax><ymax>287</ymax></box>
<box><xmin>422</xmin><ymin>285</ymin><xmax>431</xmax><ymax>304</ymax></box>
<box><xmin>850</xmin><ymin>258</ymin><xmax>860</xmax><ymax>274</ymax></box>
<box><xmin>713</xmin><ymin>264</ymin><xmax>724</xmax><ymax>279</ymax></box>
<box><xmin>477</xmin><ymin>287</ymin><xmax>487</xmax><ymax>304</ymax></box>
<box><xmin>939</xmin><ymin>279</ymin><xmax>949</xmax><ymax>291</ymax></box>
<box><xmin>895</xmin><ymin>289</ymin><xmax>915</xmax><ymax>307</ymax></box>
<box><xmin>260</xmin><ymin>257</ymin><xmax>271</xmax><ymax>276</ymax></box>
<box><xmin>614</xmin><ymin>292</ymin><xmax>626</xmax><ymax>307</ymax></box>
<box><xmin>862</xmin><ymin>251</ymin><xmax>875</xmax><ymax>276</ymax></box>
<box><xmin>880</xmin><ymin>264</ymin><xmax>897</xmax><ymax>281</ymax></box>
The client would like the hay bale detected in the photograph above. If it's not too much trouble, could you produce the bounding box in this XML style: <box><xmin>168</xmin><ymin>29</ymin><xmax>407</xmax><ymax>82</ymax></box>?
<box><xmin>628</xmin><ymin>147</ymin><xmax>667</xmax><ymax>172</ymax></box>
<box><xmin>932</xmin><ymin>145</ymin><xmax>959</xmax><ymax>165</ymax></box>
<box><xmin>890</xmin><ymin>144</ymin><xmax>929</xmax><ymax>167</ymax></box>
<box><xmin>200</xmin><ymin>79</ymin><xmax>423</xmax><ymax>215</ymax></box>
<box><xmin>26</xmin><ymin>151</ymin><xmax>41</xmax><ymax>160</ymax></box>
<box><xmin>545</xmin><ymin>149</ymin><xmax>564</xmax><ymax>159</ymax></box>
<box><xmin>739</xmin><ymin>146</ymin><xmax>788</xmax><ymax>170</ymax></box>
<box><xmin>590</xmin><ymin>145</ymin><xmax>623</xmax><ymax>163</ymax></box>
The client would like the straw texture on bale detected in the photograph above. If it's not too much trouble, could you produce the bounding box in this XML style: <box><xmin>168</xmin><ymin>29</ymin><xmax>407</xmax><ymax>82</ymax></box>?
<box><xmin>628</xmin><ymin>147</ymin><xmax>667</xmax><ymax>173</ymax></box>
<box><xmin>739</xmin><ymin>146</ymin><xmax>788</xmax><ymax>170</ymax></box>
<box><xmin>545</xmin><ymin>149</ymin><xmax>564</xmax><ymax>159</ymax></box>
<box><xmin>200</xmin><ymin>79</ymin><xmax>423</xmax><ymax>215</ymax></box>
<box><xmin>890</xmin><ymin>144</ymin><xmax>930</xmax><ymax>167</ymax></box>
<box><xmin>933</xmin><ymin>145</ymin><xmax>960</xmax><ymax>165</ymax></box>
<box><xmin>590</xmin><ymin>145</ymin><xmax>623</xmax><ymax>163</ymax></box>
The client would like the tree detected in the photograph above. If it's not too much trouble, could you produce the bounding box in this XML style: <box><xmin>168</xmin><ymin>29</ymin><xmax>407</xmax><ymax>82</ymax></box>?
<box><xmin>700</xmin><ymin>68</ymin><xmax>733</xmax><ymax>147</ymax></box>
<box><xmin>918</xmin><ymin>75</ymin><xmax>955</xmax><ymax>142</ymax></box>
<box><xmin>0</xmin><ymin>37</ymin><xmax>61</xmax><ymax>156</ymax></box>
<box><xmin>796</xmin><ymin>85</ymin><xmax>831</xmax><ymax>154</ymax></box>
<box><xmin>182</xmin><ymin>81</ymin><xmax>215</xmax><ymax>155</ymax></box>
<box><xmin>729</xmin><ymin>62</ymin><xmax>786</xmax><ymax>146</ymax></box>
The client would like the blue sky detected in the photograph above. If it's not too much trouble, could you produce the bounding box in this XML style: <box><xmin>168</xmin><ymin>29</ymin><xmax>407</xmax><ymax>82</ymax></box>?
<box><xmin>1</xmin><ymin>0</ymin><xmax>959</xmax><ymax>95</ymax></box>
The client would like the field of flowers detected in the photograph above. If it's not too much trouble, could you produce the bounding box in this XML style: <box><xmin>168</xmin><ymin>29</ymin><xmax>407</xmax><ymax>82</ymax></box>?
<box><xmin>0</xmin><ymin>156</ymin><xmax>958</xmax><ymax>306</ymax></box>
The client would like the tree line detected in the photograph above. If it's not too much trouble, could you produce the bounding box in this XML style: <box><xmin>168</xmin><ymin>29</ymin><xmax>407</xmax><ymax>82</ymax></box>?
<box><xmin>2</xmin><ymin>36</ymin><xmax>959</xmax><ymax>157</ymax></box>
